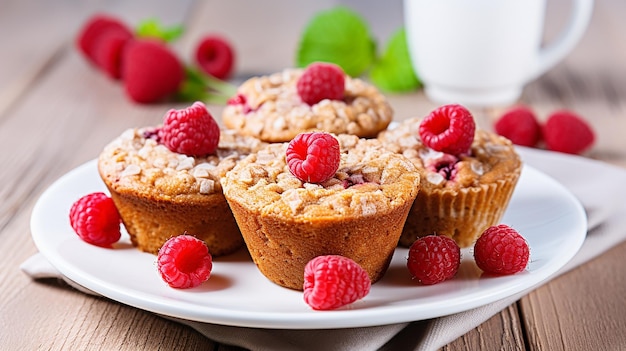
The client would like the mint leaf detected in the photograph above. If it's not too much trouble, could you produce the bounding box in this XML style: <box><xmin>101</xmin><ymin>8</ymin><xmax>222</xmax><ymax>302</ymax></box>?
<box><xmin>369</xmin><ymin>28</ymin><xmax>420</xmax><ymax>93</ymax></box>
<box><xmin>136</xmin><ymin>18</ymin><xmax>184</xmax><ymax>43</ymax></box>
<box><xmin>296</xmin><ymin>6</ymin><xmax>376</xmax><ymax>77</ymax></box>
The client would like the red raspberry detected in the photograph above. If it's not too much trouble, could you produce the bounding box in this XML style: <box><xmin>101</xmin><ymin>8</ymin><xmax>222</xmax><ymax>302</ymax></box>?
<box><xmin>93</xmin><ymin>27</ymin><xmax>133</xmax><ymax>80</ymax></box>
<box><xmin>407</xmin><ymin>235</ymin><xmax>461</xmax><ymax>285</ymax></box>
<box><xmin>286</xmin><ymin>132</ymin><xmax>340</xmax><ymax>183</ymax></box>
<box><xmin>195</xmin><ymin>35</ymin><xmax>235</xmax><ymax>80</ymax></box>
<box><xmin>227</xmin><ymin>93</ymin><xmax>252</xmax><ymax>113</ymax></box>
<box><xmin>296</xmin><ymin>62</ymin><xmax>345</xmax><ymax>105</ymax></box>
<box><xmin>474</xmin><ymin>224</ymin><xmax>530</xmax><ymax>275</ymax></box>
<box><xmin>122</xmin><ymin>39</ymin><xmax>185</xmax><ymax>103</ymax></box>
<box><xmin>69</xmin><ymin>192</ymin><xmax>121</xmax><ymax>247</ymax></box>
<box><xmin>76</xmin><ymin>14</ymin><xmax>131</xmax><ymax>66</ymax></box>
<box><xmin>303</xmin><ymin>255</ymin><xmax>371</xmax><ymax>310</ymax></box>
<box><xmin>494</xmin><ymin>106</ymin><xmax>542</xmax><ymax>147</ymax></box>
<box><xmin>157</xmin><ymin>235</ymin><xmax>213</xmax><ymax>289</ymax></box>
<box><xmin>543</xmin><ymin>110</ymin><xmax>595</xmax><ymax>154</ymax></box>
<box><xmin>419</xmin><ymin>104</ymin><xmax>476</xmax><ymax>155</ymax></box>
<box><xmin>158</xmin><ymin>101</ymin><xmax>220</xmax><ymax>156</ymax></box>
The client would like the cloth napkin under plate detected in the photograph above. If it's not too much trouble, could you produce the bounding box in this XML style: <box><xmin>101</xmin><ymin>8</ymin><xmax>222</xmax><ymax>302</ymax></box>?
<box><xmin>21</xmin><ymin>147</ymin><xmax>626</xmax><ymax>351</ymax></box>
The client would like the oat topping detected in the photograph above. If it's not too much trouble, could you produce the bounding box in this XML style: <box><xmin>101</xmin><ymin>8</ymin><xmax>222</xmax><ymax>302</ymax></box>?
<box><xmin>222</xmin><ymin>69</ymin><xmax>393</xmax><ymax>142</ymax></box>
<box><xmin>378</xmin><ymin>117</ymin><xmax>521</xmax><ymax>190</ymax></box>
<box><xmin>222</xmin><ymin>134</ymin><xmax>420</xmax><ymax>218</ymax></box>
<box><xmin>98</xmin><ymin>127</ymin><xmax>265</xmax><ymax>196</ymax></box>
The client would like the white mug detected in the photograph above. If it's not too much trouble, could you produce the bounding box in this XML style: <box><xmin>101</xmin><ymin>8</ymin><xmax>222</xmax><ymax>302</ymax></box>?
<box><xmin>403</xmin><ymin>0</ymin><xmax>594</xmax><ymax>107</ymax></box>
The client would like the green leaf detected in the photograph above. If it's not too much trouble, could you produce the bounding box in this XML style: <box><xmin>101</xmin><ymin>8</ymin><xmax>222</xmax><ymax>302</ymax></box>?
<box><xmin>296</xmin><ymin>6</ymin><xmax>376</xmax><ymax>77</ymax></box>
<box><xmin>369</xmin><ymin>27</ymin><xmax>420</xmax><ymax>93</ymax></box>
<box><xmin>136</xmin><ymin>18</ymin><xmax>184</xmax><ymax>43</ymax></box>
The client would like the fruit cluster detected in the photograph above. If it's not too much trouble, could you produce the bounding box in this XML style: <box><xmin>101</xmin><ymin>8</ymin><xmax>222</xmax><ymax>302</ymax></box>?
<box><xmin>76</xmin><ymin>14</ymin><xmax>236</xmax><ymax>104</ymax></box>
<box><xmin>494</xmin><ymin>106</ymin><xmax>595</xmax><ymax>155</ymax></box>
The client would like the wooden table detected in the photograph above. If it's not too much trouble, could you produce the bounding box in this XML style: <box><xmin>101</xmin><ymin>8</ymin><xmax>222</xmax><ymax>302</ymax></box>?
<box><xmin>2</xmin><ymin>1</ymin><xmax>625</xmax><ymax>350</ymax></box>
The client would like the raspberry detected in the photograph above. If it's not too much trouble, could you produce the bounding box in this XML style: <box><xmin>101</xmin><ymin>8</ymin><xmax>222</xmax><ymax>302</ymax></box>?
<box><xmin>122</xmin><ymin>39</ymin><xmax>185</xmax><ymax>103</ymax></box>
<box><xmin>227</xmin><ymin>93</ymin><xmax>252</xmax><ymax>113</ymax></box>
<box><xmin>296</xmin><ymin>62</ymin><xmax>345</xmax><ymax>105</ymax></box>
<box><xmin>157</xmin><ymin>235</ymin><xmax>213</xmax><ymax>289</ymax></box>
<box><xmin>158</xmin><ymin>101</ymin><xmax>220</xmax><ymax>156</ymax></box>
<box><xmin>93</xmin><ymin>27</ymin><xmax>133</xmax><ymax>80</ymax></box>
<box><xmin>494</xmin><ymin>106</ymin><xmax>542</xmax><ymax>147</ymax></box>
<box><xmin>69</xmin><ymin>192</ymin><xmax>121</xmax><ymax>247</ymax></box>
<box><xmin>474</xmin><ymin>224</ymin><xmax>529</xmax><ymax>275</ymax></box>
<box><xmin>419</xmin><ymin>104</ymin><xmax>476</xmax><ymax>155</ymax></box>
<box><xmin>286</xmin><ymin>132</ymin><xmax>340</xmax><ymax>183</ymax></box>
<box><xmin>76</xmin><ymin>14</ymin><xmax>131</xmax><ymax>66</ymax></box>
<box><xmin>303</xmin><ymin>255</ymin><xmax>371</xmax><ymax>310</ymax></box>
<box><xmin>195</xmin><ymin>35</ymin><xmax>235</xmax><ymax>80</ymax></box>
<box><xmin>543</xmin><ymin>110</ymin><xmax>595</xmax><ymax>154</ymax></box>
<box><xmin>407</xmin><ymin>235</ymin><xmax>461</xmax><ymax>285</ymax></box>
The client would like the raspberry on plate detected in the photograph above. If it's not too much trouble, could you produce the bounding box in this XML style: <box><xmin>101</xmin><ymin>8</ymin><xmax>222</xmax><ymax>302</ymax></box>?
<box><xmin>195</xmin><ymin>35</ymin><xmax>235</xmax><ymax>80</ymax></box>
<box><xmin>69</xmin><ymin>192</ymin><xmax>121</xmax><ymax>247</ymax></box>
<box><xmin>296</xmin><ymin>62</ymin><xmax>345</xmax><ymax>105</ymax></box>
<box><xmin>419</xmin><ymin>104</ymin><xmax>476</xmax><ymax>155</ymax></box>
<box><xmin>543</xmin><ymin>110</ymin><xmax>595</xmax><ymax>154</ymax></box>
<box><xmin>158</xmin><ymin>101</ymin><xmax>220</xmax><ymax>156</ymax></box>
<box><xmin>286</xmin><ymin>131</ymin><xmax>340</xmax><ymax>183</ymax></box>
<box><xmin>494</xmin><ymin>106</ymin><xmax>542</xmax><ymax>147</ymax></box>
<box><xmin>157</xmin><ymin>235</ymin><xmax>213</xmax><ymax>289</ymax></box>
<box><xmin>407</xmin><ymin>235</ymin><xmax>461</xmax><ymax>285</ymax></box>
<box><xmin>474</xmin><ymin>224</ymin><xmax>530</xmax><ymax>275</ymax></box>
<box><xmin>303</xmin><ymin>255</ymin><xmax>371</xmax><ymax>310</ymax></box>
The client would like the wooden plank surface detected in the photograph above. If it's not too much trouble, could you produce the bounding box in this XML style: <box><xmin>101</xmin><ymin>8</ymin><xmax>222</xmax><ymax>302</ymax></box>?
<box><xmin>0</xmin><ymin>0</ymin><xmax>625</xmax><ymax>350</ymax></box>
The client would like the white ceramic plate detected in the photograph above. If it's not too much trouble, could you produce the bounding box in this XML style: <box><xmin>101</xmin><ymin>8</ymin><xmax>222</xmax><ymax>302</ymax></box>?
<box><xmin>31</xmin><ymin>160</ymin><xmax>586</xmax><ymax>329</ymax></box>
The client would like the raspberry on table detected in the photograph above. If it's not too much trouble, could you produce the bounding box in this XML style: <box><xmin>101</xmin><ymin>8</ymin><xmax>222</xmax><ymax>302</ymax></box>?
<box><xmin>407</xmin><ymin>235</ymin><xmax>461</xmax><ymax>285</ymax></box>
<box><xmin>419</xmin><ymin>104</ymin><xmax>476</xmax><ymax>156</ymax></box>
<box><xmin>473</xmin><ymin>224</ymin><xmax>530</xmax><ymax>275</ymax></box>
<box><xmin>69</xmin><ymin>192</ymin><xmax>121</xmax><ymax>247</ymax></box>
<box><xmin>494</xmin><ymin>106</ymin><xmax>542</xmax><ymax>147</ymax></box>
<box><xmin>122</xmin><ymin>38</ymin><xmax>185</xmax><ymax>103</ymax></box>
<box><xmin>157</xmin><ymin>234</ymin><xmax>213</xmax><ymax>289</ymax></box>
<box><xmin>543</xmin><ymin>110</ymin><xmax>595</xmax><ymax>154</ymax></box>
<box><xmin>93</xmin><ymin>27</ymin><xmax>133</xmax><ymax>80</ymax></box>
<box><xmin>286</xmin><ymin>132</ymin><xmax>340</xmax><ymax>184</ymax></box>
<box><xmin>76</xmin><ymin>14</ymin><xmax>131</xmax><ymax>66</ymax></box>
<box><xmin>303</xmin><ymin>255</ymin><xmax>371</xmax><ymax>310</ymax></box>
<box><xmin>195</xmin><ymin>35</ymin><xmax>235</xmax><ymax>80</ymax></box>
<box><xmin>158</xmin><ymin>101</ymin><xmax>220</xmax><ymax>156</ymax></box>
<box><xmin>296</xmin><ymin>62</ymin><xmax>345</xmax><ymax>105</ymax></box>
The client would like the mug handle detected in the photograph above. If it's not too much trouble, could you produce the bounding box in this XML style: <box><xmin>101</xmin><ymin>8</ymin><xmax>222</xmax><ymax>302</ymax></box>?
<box><xmin>532</xmin><ymin>0</ymin><xmax>594</xmax><ymax>80</ymax></box>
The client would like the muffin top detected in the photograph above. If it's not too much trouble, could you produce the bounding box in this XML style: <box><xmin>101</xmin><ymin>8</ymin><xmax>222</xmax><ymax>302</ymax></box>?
<box><xmin>378</xmin><ymin>117</ymin><xmax>521</xmax><ymax>192</ymax></box>
<box><xmin>98</xmin><ymin>127</ymin><xmax>266</xmax><ymax>200</ymax></box>
<box><xmin>222</xmin><ymin>134</ymin><xmax>420</xmax><ymax>220</ymax></box>
<box><xmin>222</xmin><ymin>68</ymin><xmax>393</xmax><ymax>142</ymax></box>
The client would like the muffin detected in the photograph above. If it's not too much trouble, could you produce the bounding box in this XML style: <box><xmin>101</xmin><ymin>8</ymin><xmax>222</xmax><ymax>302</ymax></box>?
<box><xmin>221</xmin><ymin>134</ymin><xmax>420</xmax><ymax>290</ymax></box>
<box><xmin>98</xmin><ymin>127</ymin><xmax>265</xmax><ymax>256</ymax></box>
<box><xmin>222</xmin><ymin>65</ymin><xmax>393</xmax><ymax>142</ymax></box>
<box><xmin>378</xmin><ymin>115</ymin><xmax>522</xmax><ymax>248</ymax></box>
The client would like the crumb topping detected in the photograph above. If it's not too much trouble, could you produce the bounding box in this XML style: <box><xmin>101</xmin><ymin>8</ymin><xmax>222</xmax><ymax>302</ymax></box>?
<box><xmin>98</xmin><ymin>127</ymin><xmax>265</xmax><ymax>197</ymax></box>
<box><xmin>222</xmin><ymin>134</ymin><xmax>420</xmax><ymax>218</ymax></box>
<box><xmin>222</xmin><ymin>69</ymin><xmax>393</xmax><ymax>142</ymax></box>
<box><xmin>378</xmin><ymin>117</ymin><xmax>521</xmax><ymax>190</ymax></box>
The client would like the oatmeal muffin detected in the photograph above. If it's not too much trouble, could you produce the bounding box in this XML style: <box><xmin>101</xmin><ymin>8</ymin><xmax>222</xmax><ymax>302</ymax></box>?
<box><xmin>222</xmin><ymin>65</ymin><xmax>393</xmax><ymax>142</ymax></box>
<box><xmin>98</xmin><ymin>126</ymin><xmax>266</xmax><ymax>256</ymax></box>
<box><xmin>221</xmin><ymin>134</ymin><xmax>420</xmax><ymax>290</ymax></box>
<box><xmin>378</xmin><ymin>114</ymin><xmax>522</xmax><ymax>248</ymax></box>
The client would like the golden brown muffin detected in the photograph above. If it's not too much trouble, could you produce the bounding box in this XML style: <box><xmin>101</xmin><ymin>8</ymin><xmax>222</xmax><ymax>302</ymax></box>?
<box><xmin>222</xmin><ymin>68</ymin><xmax>393</xmax><ymax>142</ymax></box>
<box><xmin>378</xmin><ymin>117</ymin><xmax>522</xmax><ymax>248</ymax></box>
<box><xmin>98</xmin><ymin>127</ymin><xmax>266</xmax><ymax>256</ymax></box>
<box><xmin>221</xmin><ymin>134</ymin><xmax>420</xmax><ymax>290</ymax></box>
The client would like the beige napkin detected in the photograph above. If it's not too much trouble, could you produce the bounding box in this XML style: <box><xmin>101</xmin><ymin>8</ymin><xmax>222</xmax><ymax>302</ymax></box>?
<box><xmin>21</xmin><ymin>147</ymin><xmax>626</xmax><ymax>351</ymax></box>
